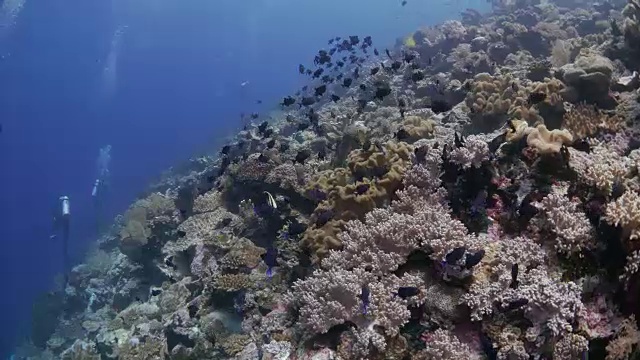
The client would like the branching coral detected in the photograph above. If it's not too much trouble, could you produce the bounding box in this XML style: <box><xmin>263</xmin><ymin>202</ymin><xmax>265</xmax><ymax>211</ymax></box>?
<box><xmin>464</xmin><ymin>265</ymin><xmax>584</xmax><ymax>338</ymax></box>
<box><xmin>449</xmin><ymin>135</ymin><xmax>491</xmax><ymax>169</ymax></box>
<box><xmin>288</xmin><ymin>267</ymin><xmax>424</xmax><ymax>356</ymax></box>
<box><xmin>534</xmin><ymin>189</ymin><xmax>596</xmax><ymax>254</ymax></box>
<box><xmin>605</xmin><ymin>190</ymin><xmax>640</xmax><ymax>245</ymax></box>
<box><xmin>606</xmin><ymin>315</ymin><xmax>640</xmax><ymax>360</ymax></box>
<box><xmin>569</xmin><ymin>143</ymin><xmax>630</xmax><ymax>195</ymax></box>
<box><xmin>415</xmin><ymin>329</ymin><xmax>480</xmax><ymax>360</ymax></box>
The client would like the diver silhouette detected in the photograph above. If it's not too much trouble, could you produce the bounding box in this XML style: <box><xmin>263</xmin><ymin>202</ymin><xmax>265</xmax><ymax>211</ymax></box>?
<box><xmin>51</xmin><ymin>195</ymin><xmax>71</xmax><ymax>283</ymax></box>
<box><xmin>92</xmin><ymin>145</ymin><xmax>111</xmax><ymax>232</ymax></box>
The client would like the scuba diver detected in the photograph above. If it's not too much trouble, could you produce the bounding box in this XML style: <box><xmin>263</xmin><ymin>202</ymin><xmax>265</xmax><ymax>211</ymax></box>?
<box><xmin>92</xmin><ymin>145</ymin><xmax>111</xmax><ymax>231</ymax></box>
<box><xmin>51</xmin><ymin>195</ymin><xmax>71</xmax><ymax>283</ymax></box>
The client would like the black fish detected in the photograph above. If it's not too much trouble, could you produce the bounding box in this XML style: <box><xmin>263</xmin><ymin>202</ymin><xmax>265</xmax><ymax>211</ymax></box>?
<box><xmin>374</xmin><ymin>85</ymin><xmax>392</xmax><ymax>100</ymax></box>
<box><xmin>258</xmin><ymin>154</ymin><xmax>270</xmax><ymax>163</ymax></box>
<box><xmin>454</xmin><ymin>132</ymin><xmax>465</xmax><ymax>148</ymax></box>
<box><xmin>312</xmin><ymin>68</ymin><xmax>324</xmax><ymax>78</ymax></box>
<box><xmin>464</xmin><ymin>250</ymin><xmax>485</xmax><ymax>269</ymax></box>
<box><xmin>401</xmin><ymin>0</ymin><xmax>407</xmax><ymax>5</ymax></box>
<box><xmin>359</xmin><ymin>84</ymin><xmax>366</xmax><ymax>91</ymax></box>
<box><xmin>571</xmin><ymin>139</ymin><xmax>590</xmax><ymax>152</ymax></box>
<box><xmin>336</xmin><ymin>74</ymin><xmax>344</xmax><ymax>80</ymax></box>
<box><xmin>251</xmin><ymin>112</ymin><xmax>259</xmax><ymax>119</ymax></box>
<box><xmin>295</xmin><ymin>149</ymin><xmax>311</xmax><ymax>164</ymax></box>
<box><xmin>262</xmin><ymin>247</ymin><xmax>278</xmax><ymax>278</ymax></box>
<box><xmin>315</xmin><ymin>85</ymin><xmax>327</xmax><ymax>96</ymax></box>
<box><xmin>374</xmin><ymin>48</ymin><xmax>379</xmax><ymax>56</ymax></box>
<box><xmin>354</xmin><ymin>183</ymin><xmax>370</xmax><ymax>195</ymax></box>
<box><xmin>385</xmin><ymin>49</ymin><xmax>392</xmax><ymax>59</ymax></box>
<box><xmin>318</xmin><ymin>148</ymin><xmax>326</xmax><ymax>160</ymax></box>
<box><xmin>391</xmin><ymin>61</ymin><xmax>402</xmax><ymax>71</ymax></box>
<box><xmin>528</xmin><ymin>92</ymin><xmax>546</xmax><ymax>104</ymax></box>
<box><xmin>414</xmin><ymin>145</ymin><xmax>428</xmax><ymax>164</ymax></box>
<box><xmin>396</xmin><ymin>128</ymin><xmax>410</xmax><ymax>141</ymax></box>
<box><xmin>356</xmin><ymin>98</ymin><xmax>367</xmax><ymax>113</ymax></box>
<box><xmin>330</xmin><ymin>94</ymin><xmax>340</xmax><ymax>102</ymax></box>
<box><xmin>298</xmin><ymin>64</ymin><xmax>305</xmax><ymax>74</ymax></box>
<box><xmin>349</xmin><ymin>35</ymin><xmax>360</xmax><ymax>45</ymax></box>
<box><xmin>301</xmin><ymin>96</ymin><xmax>316</xmax><ymax>106</ymax></box>
<box><xmin>502</xmin><ymin>298</ymin><xmax>529</xmax><ymax>311</ymax></box>
<box><xmin>509</xmin><ymin>264</ymin><xmax>519</xmax><ymax>289</ymax></box>
<box><xmin>411</xmin><ymin>70</ymin><xmax>424</xmax><ymax>82</ymax></box>
<box><xmin>353</xmin><ymin>67</ymin><xmax>360</xmax><ymax>79</ymax></box>
<box><xmin>361</xmin><ymin>138</ymin><xmax>372</xmax><ymax>151</ymax></box>
<box><xmin>257</xmin><ymin>121</ymin><xmax>269</xmax><ymax>134</ymax></box>
<box><xmin>308</xmin><ymin>110</ymin><xmax>319</xmax><ymax>125</ymax></box>
<box><xmin>281</xmin><ymin>96</ymin><xmax>296</xmax><ymax>106</ymax></box>
<box><xmin>328</xmin><ymin>38</ymin><xmax>335</xmax><ymax>45</ymax></box>
<box><xmin>321</xmin><ymin>75</ymin><xmax>332</xmax><ymax>83</ymax></box>
<box><xmin>266</xmin><ymin>139</ymin><xmax>276</xmax><ymax>149</ymax></box>
<box><xmin>221</xmin><ymin>145</ymin><xmax>231</xmax><ymax>155</ymax></box>
<box><xmin>430</xmin><ymin>99</ymin><xmax>452</xmax><ymax>114</ymax></box>
<box><xmin>404</xmin><ymin>52</ymin><xmax>415</xmax><ymax>63</ymax></box>
<box><xmin>370</xmin><ymin>67</ymin><xmax>380</xmax><ymax>75</ymax></box>
<box><xmin>445</xmin><ymin>246</ymin><xmax>466</xmax><ymax>264</ymax></box>
<box><xmin>336</xmin><ymin>61</ymin><xmax>344</xmax><ymax>67</ymax></box>
<box><xmin>360</xmin><ymin>286</ymin><xmax>370</xmax><ymax>314</ymax></box>
<box><xmin>396</xmin><ymin>287</ymin><xmax>420</xmax><ymax>299</ymax></box>
<box><xmin>488</xmin><ymin>132</ymin><xmax>507</xmax><ymax>153</ymax></box>
<box><xmin>342</xmin><ymin>78</ymin><xmax>353</xmax><ymax>87</ymax></box>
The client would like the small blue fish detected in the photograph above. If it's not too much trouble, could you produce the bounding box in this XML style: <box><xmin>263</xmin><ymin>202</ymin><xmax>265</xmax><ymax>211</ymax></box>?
<box><xmin>470</xmin><ymin>190</ymin><xmax>488</xmax><ymax>216</ymax></box>
<box><xmin>395</xmin><ymin>287</ymin><xmax>420</xmax><ymax>299</ymax></box>
<box><xmin>464</xmin><ymin>249</ymin><xmax>485</xmax><ymax>269</ymax></box>
<box><xmin>262</xmin><ymin>247</ymin><xmax>278</xmax><ymax>278</ymax></box>
<box><xmin>445</xmin><ymin>246</ymin><xmax>466</xmax><ymax>264</ymax></box>
<box><xmin>360</xmin><ymin>286</ymin><xmax>370</xmax><ymax>314</ymax></box>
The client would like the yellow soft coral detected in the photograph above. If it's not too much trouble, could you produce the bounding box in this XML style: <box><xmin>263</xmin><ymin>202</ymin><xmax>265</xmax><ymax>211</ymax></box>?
<box><xmin>526</xmin><ymin>124</ymin><xmax>573</xmax><ymax>154</ymax></box>
<box><xmin>563</xmin><ymin>104</ymin><xmax>625</xmax><ymax>139</ymax></box>
<box><xmin>302</xmin><ymin>141</ymin><xmax>413</xmax><ymax>262</ymax></box>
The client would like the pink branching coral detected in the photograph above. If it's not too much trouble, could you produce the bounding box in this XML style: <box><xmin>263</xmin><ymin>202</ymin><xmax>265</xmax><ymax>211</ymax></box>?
<box><xmin>464</xmin><ymin>264</ymin><xmax>584</xmax><ymax>338</ymax></box>
<box><xmin>448</xmin><ymin>135</ymin><xmax>491</xmax><ymax>169</ymax></box>
<box><xmin>534</xmin><ymin>189</ymin><xmax>596</xmax><ymax>255</ymax></box>
<box><xmin>416</xmin><ymin>329</ymin><xmax>481</xmax><ymax>359</ymax></box>
<box><xmin>287</xmin><ymin>268</ymin><xmax>424</xmax><ymax>355</ymax></box>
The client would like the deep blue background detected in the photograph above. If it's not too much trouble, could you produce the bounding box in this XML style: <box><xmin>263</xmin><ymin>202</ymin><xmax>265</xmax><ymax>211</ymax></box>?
<box><xmin>0</xmin><ymin>0</ymin><xmax>487</xmax><ymax>356</ymax></box>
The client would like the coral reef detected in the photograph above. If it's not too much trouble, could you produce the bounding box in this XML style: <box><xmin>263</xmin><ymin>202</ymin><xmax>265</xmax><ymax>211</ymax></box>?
<box><xmin>19</xmin><ymin>1</ymin><xmax>640</xmax><ymax>359</ymax></box>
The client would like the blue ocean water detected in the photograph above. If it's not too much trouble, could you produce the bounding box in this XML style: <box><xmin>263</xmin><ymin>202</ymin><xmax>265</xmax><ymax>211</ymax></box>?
<box><xmin>0</xmin><ymin>0</ymin><xmax>488</xmax><ymax>356</ymax></box>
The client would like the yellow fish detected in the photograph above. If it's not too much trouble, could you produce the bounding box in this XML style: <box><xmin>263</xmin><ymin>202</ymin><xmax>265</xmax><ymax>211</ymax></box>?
<box><xmin>404</xmin><ymin>34</ymin><xmax>416</xmax><ymax>48</ymax></box>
